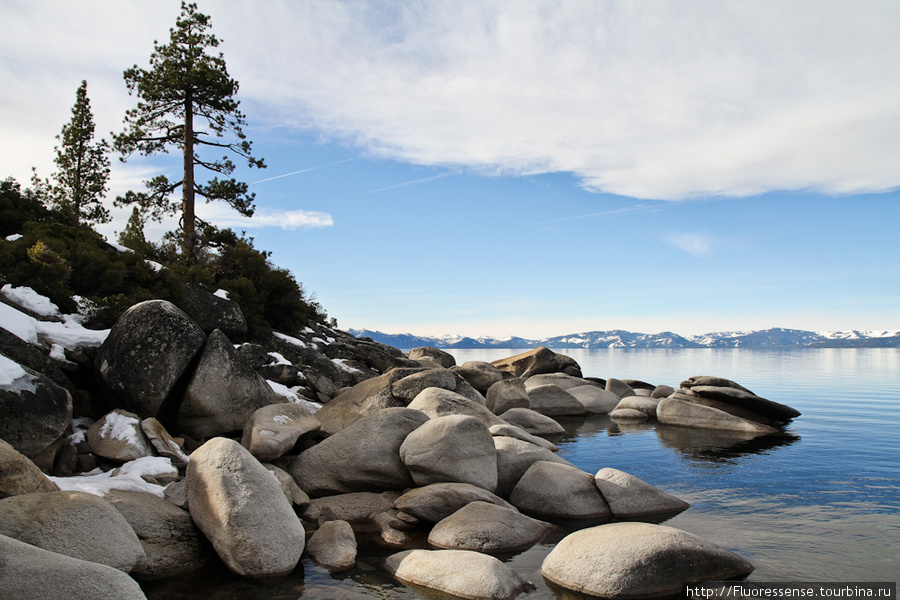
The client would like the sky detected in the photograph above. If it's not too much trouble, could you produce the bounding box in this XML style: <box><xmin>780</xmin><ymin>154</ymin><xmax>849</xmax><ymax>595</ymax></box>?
<box><xmin>2</xmin><ymin>0</ymin><xmax>898</xmax><ymax>338</ymax></box>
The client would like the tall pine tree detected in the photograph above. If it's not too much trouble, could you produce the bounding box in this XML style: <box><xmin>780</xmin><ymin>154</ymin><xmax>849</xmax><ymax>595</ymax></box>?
<box><xmin>113</xmin><ymin>1</ymin><xmax>264</xmax><ymax>260</ymax></box>
<box><xmin>34</xmin><ymin>80</ymin><xmax>111</xmax><ymax>226</ymax></box>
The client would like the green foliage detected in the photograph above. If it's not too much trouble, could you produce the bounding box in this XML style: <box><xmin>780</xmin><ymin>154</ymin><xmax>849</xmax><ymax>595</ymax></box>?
<box><xmin>0</xmin><ymin>178</ymin><xmax>51</xmax><ymax>237</ymax></box>
<box><xmin>113</xmin><ymin>1</ymin><xmax>264</xmax><ymax>259</ymax></box>
<box><xmin>33</xmin><ymin>81</ymin><xmax>111</xmax><ymax>227</ymax></box>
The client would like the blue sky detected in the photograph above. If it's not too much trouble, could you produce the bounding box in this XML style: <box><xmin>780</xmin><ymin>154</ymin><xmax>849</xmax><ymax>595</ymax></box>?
<box><xmin>2</xmin><ymin>1</ymin><xmax>898</xmax><ymax>337</ymax></box>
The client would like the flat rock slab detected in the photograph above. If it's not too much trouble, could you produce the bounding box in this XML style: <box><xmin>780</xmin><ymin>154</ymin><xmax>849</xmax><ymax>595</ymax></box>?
<box><xmin>393</xmin><ymin>482</ymin><xmax>515</xmax><ymax>523</ymax></box>
<box><xmin>541</xmin><ymin>522</ymin><xmax>755</xmax><ymax>599</ymax></box>
<box><xmin>385</xmin><ymin>549</ymin><xmax>535</xmax><ymax>600</ymax></box>
<box><xmin>594</xmin><ymin>468</ymin><xmax>690</xmax><ymax>520</ymax></box>
<box><xmin>428</xmin><ymin>501</ymin><xmax>552</xmax><ymax>554</ymax></box>
<box><xmin>499</xmin><ymin>408</ymin><xmax>565</xmax><ymax>436</ymax></box>
<box><xmin>657</xmin><ymin>396</ymin><xmax>778</xmax><ymax>434</ymax></box>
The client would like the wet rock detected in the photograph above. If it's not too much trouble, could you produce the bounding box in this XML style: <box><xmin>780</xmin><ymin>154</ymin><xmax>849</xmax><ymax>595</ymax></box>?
<box><xmin>499</xmin><ymin>408</ymin><xmax>565</xmax><ymax>436</ymax></box>
<box><xmin>306</xmin><ymin>519</ymin><xmax>356</xmax><ymax>572</ymax></box>
<box><xmin>0</xmin><ymin>438</ymin><xmax>58</xmax><ymax>498</ymax></box>
<box><xmin>428</xmin><ymin>501</ymin><xmax>552</xmax><ymax>554</ymax></box>
<box><xmin>408</xmin><ymin>347</ymin><xmax>456</xmax><ymax>369</ymax></box>
<box><xmin>104</xmin><ymin>489</ymin><xmax>212</xmax><ymax>581</ymax></box>
<box><xmin>526</xmin><ymin>384</ymin><xmax>586</xmax><ymax>416</ymax></box>
<box><xmin>87</xmin><ymin>409</ymin><xmax>155</xmax><ymax>462</ymax></box>
<box><xmin>241</xmin><ymin>402</ymin><xmax>320</xmax><ymax>461</ymax></box>
<box><xmin>95</xmin><ymin>299</ymin><xmax>206</xmax><ymax>419</ymax></box>
<box><xmin>594</xmin><ymin>468</ymin><xmax>690</xmax><ymax>520</ymax></box>
<box><xmin>400</xmin><ymin>415</ymin><xmax>498</xmax><ymax>491</ymax></box>
<box><xmin>510</xmin><ymin>461</ymin><xmax>611</xmax><ymax>521</ymax></box>
<box><xmin>541</xmin><ymin>522</ymin><xmax>755</xmax><ymax>598</ymax></box>
<box><xmin>285</xmin><ymin>408</ymin><xmax>428</xmax><ymax>496</ymax></box>
<box><xmin>186</xmin><ymin>437</ymin><xmax>305</xmax><ymax>577</ymax></box>
<box><xmin>0</xmin><ymin>490</ymin><xmax>145</xmax><ymax>572</ymax></box>
<box><xmin>385</xmin><ymin>549</ymin><xmax>534</xmax><ymax>600</ymax></box>
<box><xmin>486</xmin><ymin>379</ymin><xmax>530</xmax><ymax>415</ymax></box>
<box><xmin>608</xmin><ymin>407</ymin><xmax>650</xmax><ymax>421</ymax></box>
<box><xmin>393</xmin><ymin>482</ymin><xmax>515</xmax><ymax>523</ymax></box>
<box><xmin>0</xmin><ymin>533</ymin><xmax>148</xmax><ymax>600</ymax></box>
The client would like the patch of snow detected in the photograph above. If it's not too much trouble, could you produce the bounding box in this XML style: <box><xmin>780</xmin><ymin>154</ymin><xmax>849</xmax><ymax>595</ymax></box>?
<box><xmin>213</xmin><ymin>288</ymin><xmax>230</xmax><ymax>300</ymax></box>
<box><xmin>147</xmin><ymin>260</ymin><xmax>163</xmax><ymax>272</ymax></box>
<box><xmin>311</xmin><ymin>337</ymin><xmax>327</xmax><ymax>345</ymax></box>
<box><xmin>273</xmin><ymin>331</ymin><xmax>307</xmax><ymax>348</ymax></box>
<box><xmin>303</xmin><ymin>327</ymin><xmax>315</xmax><ymax>334</ymax></box>
<box><xmin>67</xmin><ymin>417</ymin><xmax>94</xmax><ymax>445</ymax></box>
<box><xmin>106</xmin><ymin>241</ymin><xmax>132</xmax><ymax>253</ymax></box>
<box><xmin>5</xmin><ymin>233</ymin><xmax>23</xmax><ymax>242</ymax></box>
<box><xmin>0</xmin><ymin>353</ymin><xmax>37</xmax><ymax>393</ymax></box>
<box><xmin>273</xmin><ymin>414</ymin><xmax>294</xmax><ymax>425</ymax></box>
<box><xmin>1</xmin><ymin>284</ymin><xmax>60</xmax><ymax>317</ymax></box>
<box><xmin>265</xmin><ymin>379</ymin><xmax>321</xmax><ymax>412</ymax></box>
<box><xmin>49</xmin><ymin>343</ymin><xmax>67</xmax><ymax>361</ymax></box>
<box><xmin>0</xmin><ymin>294</ymin><xmax>109</xmax><ymax>350</ymax></box>
<box><xmin>48</xmin><ymin>456</ymin><xmax>176</xmax><ymax>498</ymax></box>
<box><xmin>332</xmin><ymin>358</ymin><xmax>363</xmax><ymax>374</ymax></box>
<box><xmin>268</xmin><ymin>352</ymin><xmax>292</xmax><ymax>366</ymax></box>
<box><xmin>99</xmin><ymin>411</ymin><xmax>142</xmax><ymax>443</ymax></box>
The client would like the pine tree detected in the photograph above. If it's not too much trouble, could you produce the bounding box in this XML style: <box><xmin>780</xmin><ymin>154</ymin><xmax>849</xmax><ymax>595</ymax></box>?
<box><xmin>35</xmin><ymin>80</ymin><xmax>111</xmax><ymax>226</ymax></box>
<box><xmin>113</xmin><ymin>1</ymin><xmax>264</xmax><ymax>261</ymax></box>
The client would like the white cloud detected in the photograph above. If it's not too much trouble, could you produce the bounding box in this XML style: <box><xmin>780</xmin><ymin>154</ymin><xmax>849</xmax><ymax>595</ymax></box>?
<box><xmin>2</xmin><ymin>1</ymin><xmax>899</xmax><ymax>201</ymax></box>
<box><xmin>197</xmin><ymin>204</ymin><xmax>334</xmax><ymax>231</ymax></box>
<box><xmin>665</xmin><ymin>233</ymin><xmax>714</xmax><ymax>257</ymax></box>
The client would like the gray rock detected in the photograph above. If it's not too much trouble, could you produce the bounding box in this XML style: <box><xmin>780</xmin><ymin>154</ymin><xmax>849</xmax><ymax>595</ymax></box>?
<box><xmin>541</xmin><ymin>522</ymin><xmax>755</xmax><ymax>598</ymax></box>
<box><xmin>453</xmin><ymin>361</ymin><xmax>504</xmax><ymax>395</ymax></box>
<box><xmin>657</xmin><ymin>396</ymin><xmax>778</xmax><ymax>434</ymax></box>
<box><xmin>88</xmin><ymin>409</ymin><xmax>155</xmax><ymax>462</ymax></box>
<box><xmin>489</xmin><ymin>424</ymin><xmax>558</xmax><ymax>451</ymax></box>
<box><xmin>526</xmin><ymin>384</ymin><xmax>586</xmax><ymax>416</ymax></box>
<box><xmin>301</xmin><ymin>491</ymin><xmax>398</xmax><ymax>526</ymax></box>
<box><xmin>163</xmin><ymin>479</ymin><xmax>188</xmax><ymax>509</ymax></box>
<box><xmin>385</xmin><ymin>549</ymin><xmax>534</xmax><ymax>600</ymax></box>
<box><xmin>0</xmin><ymin>438</ymin><xmax>58</xmax><ymax>498</ymax></box>
<box><xmin>140</xmin><ymin>418</ymin><xmax>189</xmax><ymax>467</ymax></box>
<box><xmin>612</xmin><ymin>395</ymin><xmax>660</xmax><ymax>418</ymax></box>
<box><xmin>594</xmin><ymin>468</ymin><xmax>690</xmax><ymax>520</ymax></box>
<box><xmin>0</xmin><ymin>490</ymin><xmax>145</xmax><ymax>572</ymax></box>
<box><xmin>400</xmin><ymin>415</ymin><xmax>498</xmax><ymax>491</ymax></box>
<box><xmin>407</xmin><ymin>387</ymin><xmax>505</xmax><ymax>427</ymax></box>
<box><xmin>175</xmin><ymin>282</ymin><xmax>247</xmax><ymax>337</ymax></box>
<box><xmin>0</xmin><ymin>360</ymin><xmax>72</xmax><ymax>459</ymax></box>
<box><xmin>499</xmin><ymin>407</ymin><xmax>566</xmax><ymax>436</ymax></box>
<box><xmin>494</xmin><ymin>436</ymin><xmax>574</xmax><ymax>498</ymax></box>
<box><xmin>177</xmin><ymin>329</ymin><xmax>284</xmax><ymax>438</ymax></box>
<box><xmin>567</xmin><ymin>385</ymin><xmax>621</xmax><ymax>414</ymax></box>
<box><xmin>428</xmin><ymin>501</ymin><xmax>552</xmax><ymax>553</ymax></box>
<box><xmin>262</xmin><ymin>463</ymin><xmax>310</xmax><ymax>508</ymax></box>
<box><xmin>408</xmin><ymin>347</ymin><xmax>456</xmax><ymax>368</ymax></box>
<box><xmin>241</xmin><ymin>402</ymin><xmax>320</xmax><ymax>461</ymax></box>
<box><xmin>606</xmin><ymin>378</ymin><xmax>637</xmax><ymax>398</ymax></box>
<box><xmin>306</xmin><ymin>519</ymin><xmax>357</xmax><ymax>572</ymax></box>
<box><xmin>651</xmin><ymin>384</ymin><xmax>676</xmax><ymax>399</ymax></box>
<box><xmin>393</xmin><ymin>369</ymin><xmax>486</xmax><ymax>406</ymax></box>
<box><xmin>236</xmin><ymin>343</ymin><xmax>269</xmax><ymax>370</ymax></box>
<box><xmin>285</xmin><ymin>408</ymin><xmax>428</xmax><ymax>496</ymax></box>
<box><xmin>393</xmin><ymin>482</ymin><xmax>515</xmax><ymax>523</ymax></box>
<box><xmin>608</xmin><ymin>407</ymin><xmax>650</xmax><ymax>421</ymax></box>
<box><xmin>96</xmin><ymin>299</ymin><xmax>206</xmax><ymax>419</ymax></box>
<box><xmin>491</xmin><ymin>346</ymin><xmax>582</xmax><ymax>379</ymax></box>
<box><xmin>486</xmin><ymin>379</ymin><xmax>530</xmax><ymax>415</ymax></box>
<box><xmin>681</xmin><ymin>376</ymin><xmax>801</xmax><ymax>423</ymax></box>
<box><xmin>510</xmin><ymin>461</ymin><xmax>611</xmax><ymax>521</ymax></box>
<box><xmin>186</xmin><ymin>437</ymin><xmax>305</xmax><ymax>577</ymax></box>
<box><xmin>0</xmin><ymin>533</ymin><xmax>148</xmax><ymax>600</ymax></box>
<box><xmin>104</xmin><ymin>489</ymin><xmax>212</xmax><ymax>581</ymax></box>
<box><xmin>524</xmin><ymin>372</ymin><xmax>594</xmax><ymax>391</ymax></box>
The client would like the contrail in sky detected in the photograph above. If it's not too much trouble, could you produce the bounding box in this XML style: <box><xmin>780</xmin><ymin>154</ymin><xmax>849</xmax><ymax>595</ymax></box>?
<box><xmin>363</xmin><ymin>172</ymin><xmax>455</xmax><ymax>195</ymax></box>
<box><xmin>251</xmin><ymin>157</ymin><xmax>358</xmax><ymax>185</ymax></box>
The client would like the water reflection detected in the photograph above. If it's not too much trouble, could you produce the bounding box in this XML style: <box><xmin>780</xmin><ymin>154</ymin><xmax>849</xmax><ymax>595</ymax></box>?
<box><xmin>656</xmin><ymin>425</ymin><xmax>799</xmax><ymax>465</ymax></box>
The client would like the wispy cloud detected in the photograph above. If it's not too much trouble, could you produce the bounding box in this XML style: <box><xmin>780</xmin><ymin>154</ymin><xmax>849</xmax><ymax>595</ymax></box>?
<box><xmin>665</xmin><ymin>233</ymin><xmax>714</xmax><ymax>257</ymax></box>
<box><xmin>198</xmin><ymin>204</ymin><xmax>334</xmax><ymax>231</ymax></box>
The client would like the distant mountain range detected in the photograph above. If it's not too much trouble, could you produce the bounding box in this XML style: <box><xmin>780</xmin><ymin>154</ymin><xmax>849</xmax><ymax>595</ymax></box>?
<box><xmin>348</xmin><ymin>327</ymin><xmax>900</xmax><ymax>349</ymax></box>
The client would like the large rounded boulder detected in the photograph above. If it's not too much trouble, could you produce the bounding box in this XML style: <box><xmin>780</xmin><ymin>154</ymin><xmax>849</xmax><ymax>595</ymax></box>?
<box><xmin>400</xmin><ymin>415</ymin><xmax>498</xmax><ymax>491</ymax></box>
<box><xmin>96</xmin><ymin>300</ymin><xmax>206</xmax><ymax>419</ymax></box>
<box><xmin>186</xmin><ymin>437</ymin><xmax>305</xmax><ymax>577</ymax></box>
<box><xmin>541</xmin><ymin>522</ymin><xmax>755</xmax><ymax>598</ymax></box>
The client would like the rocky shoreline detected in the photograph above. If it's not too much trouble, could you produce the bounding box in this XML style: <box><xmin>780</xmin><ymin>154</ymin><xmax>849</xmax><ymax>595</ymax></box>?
<box><xmin>0</xmin><ymin>287</ymin><xmax>800</xmax><ymax>600</ymax></box>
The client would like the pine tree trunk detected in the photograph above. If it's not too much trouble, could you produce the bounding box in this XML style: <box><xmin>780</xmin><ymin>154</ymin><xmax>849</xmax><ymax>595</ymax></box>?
<box><xmin>182</xmin><ymin>91</ymin><xmax>196</xmax><ymax>261</ymax></box>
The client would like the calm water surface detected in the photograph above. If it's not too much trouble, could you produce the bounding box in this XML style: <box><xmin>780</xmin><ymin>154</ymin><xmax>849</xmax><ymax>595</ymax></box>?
<box><xmin>144</xmin><ymin>348</ymin><xmax>900</xmax><ymax>599</ymax></box>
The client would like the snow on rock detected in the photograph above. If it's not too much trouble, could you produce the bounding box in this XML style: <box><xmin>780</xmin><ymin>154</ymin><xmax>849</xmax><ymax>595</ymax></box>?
<box><xmin>99</xmin><ymin>411</ymin><xmax>143</xmax><ymax>444</ymax></box>
<box><xmin>1</xmin><ymin>284</ymin><xmax>60</xmax><ymax>317</ymax></box>
<box><xmin>213</xmin><ymin>288</ymin><xmax>230</xmax><ymax>300</ymax></box>
<box><xmin>266</xmin><ymin>379</ymin><xmax>322</xmax><ymax>412</ymax></box>
<box><xmin>273</xmin><ymin>331</ymin><xmax>308</xmax><ymax>348</ymax></box>
<box><xmin>0</xmin><ymin>287</ymin><xmax>109</xmax><ymax>350</ymax></box>
<box><xmin>268</xmin><ymin>352</ymin><xmax>292</xmax><ymax>366</ymax></box>
<box><xmin>332</xmin><ymin>358</ymin><xmax>363</xmax><ymax>374</ymax></box>
<box><xmin>48</xmin><ymin>456</ymin><xmax>177</xmax><ymax>498</ymax></box>
<box><xmin>0</xmin><ymin>353</ymin><xmax>37</xmax><ymax>393</ymax></box>
<box><xmin>5</xmin><ymin>233</ymin><xmax>22</xmax><ymax>241</ymax></box>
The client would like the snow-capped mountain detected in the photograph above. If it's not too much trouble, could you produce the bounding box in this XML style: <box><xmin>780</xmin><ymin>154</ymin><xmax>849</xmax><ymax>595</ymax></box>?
<box><xmin>348</xmin><ymin>327</ymin><xmax>900</xmax><ymax>349</ymax></box>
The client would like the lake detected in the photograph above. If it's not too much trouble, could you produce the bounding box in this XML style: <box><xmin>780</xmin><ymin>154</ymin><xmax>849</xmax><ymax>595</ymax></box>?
<box><xmin>143</xmin><ymin>348</ymin><xmax>900</xmax><ymax>599</ymax></box>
